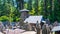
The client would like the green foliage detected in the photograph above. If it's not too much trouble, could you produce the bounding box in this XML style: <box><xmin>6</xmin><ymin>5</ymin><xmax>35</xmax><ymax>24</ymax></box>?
<box><xmin>15</xmin><ymin>17</ymin><xmax>21</xmax><ymax>22</ymax></box>
<box><xmin>23</xmin><ymin>0</ymin><xmax>60</xmax><ymax>22</ymax></box>
<box><xmin>0</xmin><ymin>16</ymin><xmax>9</xmax><ymax>21</ymax></box>
<box><xmin>0</xmin><ymin>0</ymin><xmax>20</xmax><ymax>22</ymax></box>
<box><xmin>0</xmin><ymin>0</ymin><xmax>60</xmax><ymax>22</ymax></box>
<box><xmin>29</xmin><ymin>7</ymin><xmax>35</xmax><ymax>15</ymax></box>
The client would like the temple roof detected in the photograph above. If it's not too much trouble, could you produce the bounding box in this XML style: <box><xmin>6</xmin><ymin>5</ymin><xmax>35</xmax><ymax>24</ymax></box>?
<box><xmin>20</xmin><ymin>9</ymin><xmax>29</xmax><ymax>12</ymax></box>
<box><xmin>24</xmin><ymin>15</ymin><xmax>43</xmax><ymax>24</ymax></box>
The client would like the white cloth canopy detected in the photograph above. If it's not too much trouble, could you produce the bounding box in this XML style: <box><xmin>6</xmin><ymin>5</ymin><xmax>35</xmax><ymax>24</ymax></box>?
<box><xmin>24</xmin><ymin>16</ymin><xmax>43</xmax><ymax>24</ymax></box>
<box><xmin>52</xmin><ymin>26</ymin><xmax>60</xmax><ymax>32</ymax></box>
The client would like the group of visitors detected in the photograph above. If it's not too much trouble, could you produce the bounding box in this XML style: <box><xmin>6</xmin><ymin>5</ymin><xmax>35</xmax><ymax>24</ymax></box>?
<box><xmin>24</xmin><ymin>19</ymin><xmax>59</xmax><ymax>34</ymax></box>
<box><xmin>0</xmin><ymin>22</ymin><xmax>21</xmax><ymax>34</ymax></box>
<box><xmin>0</xmin><ymin>19</ymin><xmax>59</xmax><ymax>34</ymax></box>
<box><xmin>35</xmin><ymin>20</ymin><xmax>59</xmax><ymax>34</ymax></box>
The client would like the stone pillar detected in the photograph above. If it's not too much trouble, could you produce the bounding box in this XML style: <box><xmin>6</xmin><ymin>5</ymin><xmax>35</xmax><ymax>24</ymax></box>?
<box><xmin>20</xmin><ymin>9</ymin><xmax>30</xmax><ymax>21</ymax></box>
<box><xmin>20</xmin><ymin>9</ymin><xmax>30</xmax><ymax>26</ymax></box>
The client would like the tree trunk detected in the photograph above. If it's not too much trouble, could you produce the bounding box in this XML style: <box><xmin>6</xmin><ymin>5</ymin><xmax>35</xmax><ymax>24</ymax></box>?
<box><xmin>17</xmin><ymin>0</ymin><xmax>24</xmax><ymax>10</ymax></box>
<box><xmin>43</xmin><ymin>0</ymin><xmax>47</xmax><ymax>18</ymax></box>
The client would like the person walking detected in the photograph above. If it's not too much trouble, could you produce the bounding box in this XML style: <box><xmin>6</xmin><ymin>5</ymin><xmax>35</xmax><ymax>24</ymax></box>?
<box><xmin>42</xmin><ymin>23</ymin><xmax>50</xmax><ymax>34</ymax></box>
<box><xmin>53</xmin><ymin>21</ymin><xmax>58</xmax><ymax>27</ymax></box>
<box><xmin>36</xmin><ymin>21</ymin><xmax>41</xmax><ymax>34</ymax></box>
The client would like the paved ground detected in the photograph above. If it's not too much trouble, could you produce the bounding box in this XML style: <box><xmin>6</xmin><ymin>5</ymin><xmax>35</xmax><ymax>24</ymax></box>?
<box><xmin>21</xmin><ymin>31</ymin><xmax>36</xmax><ymax>34</ymax></box>
<box><xmin>3</xmin><ymin>29</ymin><xmax>52</xmax><ymax>34</ymax></box>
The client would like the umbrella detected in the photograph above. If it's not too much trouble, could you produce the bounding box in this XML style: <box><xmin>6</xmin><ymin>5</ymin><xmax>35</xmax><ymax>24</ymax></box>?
<box><xmin>14</xmin><ymin>29</ymin><xmax>25</xmax><ymax>34</ymax></box>
<box><xmin>0</xmin><ymin>32</ymin><xmax>3</xmax><ymax>34</ymax></box>
<box><xmin>21</xmin><ymin>31</ymin><xmax>36</xmax><ymax>34</ymax></box>
<box><xmin>4</xmin><ymin>29</ymin><xmax>25</xmax><ymax>34</ymax></box>
<box><xmin>4</xmin><ymin>29</ymin><xmax>15</xmax><ymax>34</ymax></box>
